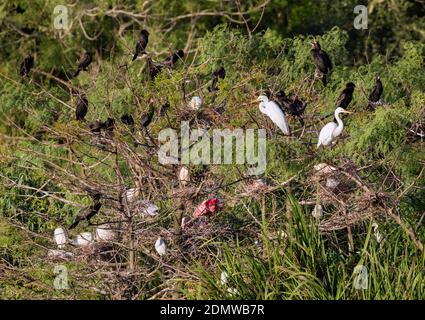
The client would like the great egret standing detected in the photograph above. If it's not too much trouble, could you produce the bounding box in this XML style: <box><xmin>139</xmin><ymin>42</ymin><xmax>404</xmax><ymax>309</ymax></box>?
<box><xmin>317</xmin><ymin>107</ymin><xmax>352</xmax><ymax>148</ymax></box>
<box><xmin>257</xmin><ymin>95</ymin><xmax>290</xmax><ymax>135</ymax></box>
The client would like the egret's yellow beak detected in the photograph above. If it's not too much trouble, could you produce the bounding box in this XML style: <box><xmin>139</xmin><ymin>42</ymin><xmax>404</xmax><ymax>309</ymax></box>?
<box><xmin>250</xmin><ymin>98</ymin><xmax>259</xmax><ymax>104</ymax></box>
<box><xmin>341</xmin><ymin>110</ymin><xmax>353</xmax><ymax>114</ymax></box>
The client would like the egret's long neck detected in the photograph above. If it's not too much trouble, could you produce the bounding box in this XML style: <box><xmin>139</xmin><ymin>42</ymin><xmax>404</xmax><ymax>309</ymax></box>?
<box><xmin>335</xmin><ymin>112</ymin><xmax>344</xmax><ymax>130</ymax></box>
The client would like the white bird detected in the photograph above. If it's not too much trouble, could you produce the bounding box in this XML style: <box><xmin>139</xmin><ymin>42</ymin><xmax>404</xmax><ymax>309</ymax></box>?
<box><xmin>71</xmin><ymin>232</ymin><xmax>94</xmax><ymax>247</ymax></box>
<box><xmin>124</xmin><ymin>187</ymin><xmax>140</xmax><ymax>204</ymax></box>
<box><xmin>189</xmin><ymin>96</ymin><xmax>203</xmax><ymax>110</ymax></box>
<box><xmin>181</xmin><ymin>216</ymin><xmax>191</xmax><ymax>228</ymax></box>
<box><xmin>155</xmin><ymin>237</ymin><xmax>167</xmax><ymax>256</ymax></box>
<box><xmin>317</xmin><ymin>107</ymin><xmax>352</xmax><ymax>148</ymax></box>
<box><xmin>95</xmin><ymin>225</ymin><xmax>115</xmax><ymax>242</ymax></box>
<box><xmin>179</xmin><ymin>166</ymin><xmax>190</xmax><ymax>186</ymax></box>
<box><xmin>220</xmin><ymin>271</ymin><xmax>229</xmax><ymax>286</ymax></box>
<box><xmin>257</xmin><ymin>95</ymin><xmax>290</xmax><ymax>135</ymax></box>
<box><xmin>312</xmin><ymin>204</ymin><xmax>323</xmax><ymax>219</ymax></box>
<box><xmin>326</xmin><ymin>177</ymin><xmax>340</xmax><ymax>190</ymax></box>
<box><xmin>372</xmin><ymin>223</ymin><xmax>383</xmax><ymax>244</ymax></box>
<box><xmin>141</xmin><ymin>200</ymin><xmax>159</xmax><ymax>216</ymax></box>
<box><xmin>53</xmin><ymin>227</ymin><xmax>68</xmax><ymax>249</ymax></box>
<box><xmin>47</xmin><ymin>249</ymin><xmax>73</xmax><ymax>259</ymax></box>
<box><xmin>314</xmin><ymin>163</ymin><xmax>337</xmax><ymax>174</ymax></box>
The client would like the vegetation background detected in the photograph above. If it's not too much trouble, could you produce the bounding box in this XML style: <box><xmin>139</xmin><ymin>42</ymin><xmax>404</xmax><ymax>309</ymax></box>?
<box><xmin>0</xmin><ymin>0</ymin><xmax>424</xmax><ymax>299</ymax></box>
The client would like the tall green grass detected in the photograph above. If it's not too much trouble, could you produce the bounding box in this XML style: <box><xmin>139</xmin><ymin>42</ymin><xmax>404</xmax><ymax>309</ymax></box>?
<box><xmin>187</xmin><ymin>195</ymin><xmax>425</xmax><ymax>299</ymax></box>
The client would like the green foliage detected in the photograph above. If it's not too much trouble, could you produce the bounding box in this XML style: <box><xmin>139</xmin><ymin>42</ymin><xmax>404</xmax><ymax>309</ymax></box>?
<box><xmin>0</xmin><ymin>1</ymin><xmax>424</xmax><ymax>300</ymax></box>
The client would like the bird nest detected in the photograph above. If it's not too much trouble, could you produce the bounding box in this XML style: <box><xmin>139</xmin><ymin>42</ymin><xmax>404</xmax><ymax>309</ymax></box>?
<box><xmin>134</xmin><ymin>217</ymin><xmax>234</xmax><ymax>263</ymax></box>
<box><xmin>305</xmin><ymin>162</ymin><xmax>392</xmax><ymax>231</ymax></box>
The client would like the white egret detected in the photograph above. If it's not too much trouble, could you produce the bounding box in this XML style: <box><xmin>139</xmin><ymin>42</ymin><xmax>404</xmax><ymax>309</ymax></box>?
<box><xmin>95</xmin><ymin>225</ymin><xmax>115</xmax><ymax>242</ymax></box>
<box><xmin>141</xmin><ymin>200</ymin><xmax>158</xmax><ymax>216</ymax></box>
<box><xmin>312</xmin><ymin>204</ymin><xmax>323</xmax><ymax>219</ymax></box>
<box><xmin>257</xmin><ymin>95</ymin><xmax>290</xmax><ymax>135</ymax></box>
<box><xmin>125</xmin><ymin>187</ymin><xmax>140</xmax><ymax>204</ymax></box>
<box><xmin>179</xmin><ymin>166</ymin><xmax>190</xmax><ymax>186</ymax></box>
<box><xmin>189</xmin><ymin>96</ymin><xmax>202</xmax><ymax>110</ymax></box>
<box><xmin>71</xmin><ymin>232</ymin><xmax>94</xmax><ymax>247</ymax></box>
<box><xmin>220</xmin><ymin>271</ymin><xmax>229</xmax><ymax>286</ymax></box>
<box><xmin>181</xmin><ymin>216</ymin><xmax>191</xmax><ymax>228</ymax></box>
<box><xmin>155</xmin><ymin>237</ymin><xmax>167</xmax><ymax>256</ymax></box>
<box><xmin>317</xmin><ymin>107</ymin><xmax>352</xmax><ymax>148</ymax></box>
<box><xmin>326</xmin><ymin>177</ymin><xmax>340</xmax><ymax>190</ymax></box>
<box><xmin>314</xmin><ymin>163</ymin><xmax>337</xmax><ymax>174</ymax></box>
<box><xmin>47</xmin><ymin>249</ymin><xmax>73</xmax><ymax>259</ymax></box>
<box><xmin>372</xmin><ymin>223</ymin><xmax>383</xmax><ymax>244</ymax></box>
<box><xmin>53</xmin><ymin>227</ymin><xmax>68</xmax><ymax>249</ymax></box>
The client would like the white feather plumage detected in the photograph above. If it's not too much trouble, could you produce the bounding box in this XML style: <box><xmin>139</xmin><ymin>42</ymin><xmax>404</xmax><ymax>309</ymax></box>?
<box><xmin>257</xmin><ymin>95</ymin><xmax>290</xmax><ymax>135</ymax></box>
<box><xmin>317</xmin><ymin>107</ymin><xmax>352</xmax><ymax>147</ymax></box>
<box><xmin>53</xmin><ymin>227</ymin><xmax>68</xmax><ymax>249</ymax></box>
<box><xmin>155</xmin><ymin>237</ymin><xmax>167</xmax><ymax>256</ymax></box>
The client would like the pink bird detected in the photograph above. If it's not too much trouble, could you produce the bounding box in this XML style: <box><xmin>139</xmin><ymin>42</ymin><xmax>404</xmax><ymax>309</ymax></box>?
<box><xmin>192</xmin><ymin>198</ymin><xmax>223</xmax><ymax>219</ymax></box>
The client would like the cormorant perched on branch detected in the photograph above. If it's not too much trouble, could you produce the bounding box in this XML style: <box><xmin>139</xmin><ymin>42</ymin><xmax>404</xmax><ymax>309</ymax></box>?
<box><xmin>164</xmin><ymin>50</ymin><xmax>184</xmax><ymax>68</ymax></box>
<box><xmin>146</xmin><ymin>57</ymin><xmax>162</xmax><ymax>80</ymax></box>
<box><xmin>140</xmin><ymin>105</ymin><xmax>155</xmax><ymax>129</ymax></box>
<box><xmin>159</xmin><ymin>101</ymin><xmax>170</xmax><ymax>117</ymax></box>
<box><xmin>311</xmin><ymin>41</ymin><xmax>332</xmax><ymax>86</ymax></box>
<box><xmin>208</xmin><ymin>66</ymin><xmax>226</xmax><ymax>93</ymax></box>
<box><xmin>276</xmin><ymin>90</ymin><xmax>307</xmax><ymax>126</ymax></box>
<box><xmin>74</xmin><ymin>52</ymin><xmax>92</xmax><ymax>77</ymax></box>
<box><xmin>288</xmin><ymin>95</ymin><xmax>307</xmax><ymax>126</ymax></box>
<box><xmin>132</xmin><ymin>29</ymin><xmax>149</xmax><ymax>62</ymax></box>
<box><xmin>103</xmin><ymin>117</ymin><xmax>115</xmax><ymax>133</ymax></box>
<box><xmin>121</xmin><ymin>114</ymin><xmax>134</xmax><ymax>126</ymax></box>
<box><xmin>368</xmin><ymin>76</ymin><xmax>383</xmax><ymax>110</ymax></box>
<box><xmin>69</xmin><ymin>193</ymin><xmax>102</xmax><ymax>229</ymax></box>
<box><xmin>75</xmin><ymin>93</ymin><xmax>88</xmax><ymax>121</ymax></box>
<box><xmin>275</xmin><ymin>90</ymin><xmax>291</xmax><ymax>110</ymax></box>
<box><xmin>89</xmin><ymin>120</ymin><xmax>103</xmax><ymax>133</ymax></box>
<box><xmin>336</xmin><ymin>82</ymin><xmax>355</xmax><ymax>109</ymax></box>
<box><xmin>20</xmin><ymin>55</ymin><xmax>34</xmax><ymax>77</ymax></box>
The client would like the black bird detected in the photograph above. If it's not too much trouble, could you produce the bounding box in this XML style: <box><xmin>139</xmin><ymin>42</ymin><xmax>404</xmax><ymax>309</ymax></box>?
<box><xmin>311</xmin><ymin>41</ymin><xmax>333</xmax><ymax>86</ymax></box>
<box><xmin>20</xmin><ymin>55</ymin><xmax>34</xmax><ymax>77</ymax></box>
<box><xmin>275</xmin><ymin>90</ymin><xmax>292</xmax><ymax>111</ymax></box>
<box><xmin>336</xmin><ymin>82</ymin><xmax>356</xmax><ymax>109</ymax></box>
<box><xmin>368</xmin><ymin>76</ymin><xmax>383</xmax><ymax>110</ymax></box>
<box><xmin>121</xmin><ymin>114</ymin><xmax>135</xmax><ymax>126</ymax></box>
<box><xmin>132</xmin><ymin>29</ymin><xmax>149</xmax><ymax>62</ymax></box>
<box><xmin>75</xmin><ymin>94</ymin><xmax>88</xmax><ymax>121</ymax></box>
<box><xmin>164</xmin><ymin>50</ymin><xmax>184</xmax><ymax>68</ymax></box>
<box><xmin>103</xmin><ymin>117</ymin><xmax>115</xmax><ymax>134</ymax></box>
<box><xmin>74</xmin><ymin>52</ymin><xmax>92</xmax><ymax>77</ymax></box>
<box><xmin>140</xmin><ymin>105</ymin><xmax>155</xmax><ymax>129</ymax></box>
<box><xmin>159</xmin><ymin>101</ymin><xmax>170</xmax><ymax>117</ymax></box>
<box><xmin>276</xmin><ymin>91</ymin><xmax>307</xmax><ymax>126</ymax></box>
<box><xmin>89</xmin><ymin>120</ymin><xmax>103</xmax><ymax>133</ymax></box>
<box><xmin>287</xmin><ymin>95</ymin><xmax>307</xmax><ymax>126</ymax></box>
<box><xmin>208</xmin><ymin>66</ymin><xmax>226</xmax><ymax>93</ymax></box>
<box><xmin>69</xmin><ymin>193</ymin><xmax>102</xmax><ymax>229</ymax></box>
<box><xmin>146</xmin><ymin>57</ymin><xmax>162</xmax><ymax>80</ymax></box>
